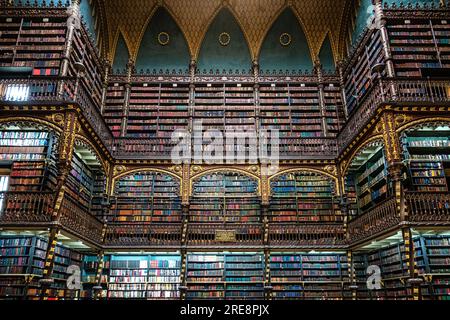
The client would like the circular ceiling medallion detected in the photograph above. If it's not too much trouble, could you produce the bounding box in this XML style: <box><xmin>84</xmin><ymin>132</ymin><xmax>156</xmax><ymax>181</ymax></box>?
<box><xmin>280</xmin><ymin>33</ymin><xmax>292</xmax><ymax>46</ymax></box>
<box><xmin>157</xmin><ymin>32</ymin><xmax>170</xmax><ymax>46</ymax></box>
<box><xmin>219</xmin><ymin>32</ymin><xmax>231</xmax><ymax>46</ymax></box>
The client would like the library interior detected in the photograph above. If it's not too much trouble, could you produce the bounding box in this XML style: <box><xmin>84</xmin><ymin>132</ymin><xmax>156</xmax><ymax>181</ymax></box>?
<box><xmin>0</xmin><ymin>0</ymin><xmax>450</xmax><ymax>301</ymax></box>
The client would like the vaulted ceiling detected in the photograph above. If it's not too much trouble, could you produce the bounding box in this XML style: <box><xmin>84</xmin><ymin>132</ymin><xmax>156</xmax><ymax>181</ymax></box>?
<box><xmin>97</xmin><ymin>0</ymin><xmax>355</xmax><ymax>65</ymax></box>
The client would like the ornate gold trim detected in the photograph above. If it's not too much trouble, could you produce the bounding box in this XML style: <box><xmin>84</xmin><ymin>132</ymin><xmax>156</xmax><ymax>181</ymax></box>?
<box><xmin>0</xmin><ymin>116</ymin><xmax>63</xmax><ymax>133</ymax></box>
<box><xmin>396</xmin><ymin>117</ymin><xmax>450</xmax><ymax>135</ymax></box>
<box><xmin>157</xmin><ymin>31</ymin><xmax>170</xmax><ymax>46</ymax></box>
<box><xmin>190</xmin><ymin>168</ymin><xmax>261</xmax><ymax>197</ymax></box>
<box><xmin>268</xmin><ymin>167</ymin><xmax>340</xmax><ymax>196</ymax></box>
<box><xmin>111</xmin><ymin>167</ymin><xmax>183</xmax><ymax>197</ymax></box>
<box><xmin>340</xmin><ymin>135</ymin><xmax>384</xmax><ymax>178</ymax></box>
<box><xmin>219</xmin><ymin>32</ymin><xmax>231</xmax><ymax>46</ymax></box>
<box><xmin>279</xmin><ymin>32</ymin><xmax>292</xmax><ymax>46</ymax></box>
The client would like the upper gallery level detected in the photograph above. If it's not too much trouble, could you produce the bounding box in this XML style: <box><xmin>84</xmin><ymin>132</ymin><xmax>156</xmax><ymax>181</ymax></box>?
<box><xmin>0</xmin><ymin>0</ymin><xmax>449</xmax><ymax>161</ymax></box>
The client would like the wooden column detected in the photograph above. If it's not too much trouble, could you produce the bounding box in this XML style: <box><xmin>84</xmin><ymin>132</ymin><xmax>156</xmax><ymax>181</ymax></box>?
<box><xmin>39</xmin><ymin>110</ymin><xmax>78</xmax><ymax>299</ymax></box>
<box><xmin>179</xmin><ymin>249</ymin><xmax>188</xmax><ymax>300</ymax></box>
<box><xmin>402</xmin><ymin>227</ymin><xmax>423</xmax><ymax>300</ymax></box>
<box><xmin>100</xmin><ymin>59</ymin><xmax>111</xmax><ymax>116</ymax></box>
<box><xmin>264</xmin><ymin>249</ymin><xmax>272</xmax><ymax>300</ymax></box>
<box><xmin>380</xmin><ymin>111</ymin><xmax>405</xmax><ymax>220</ymax></box>
<box><xmin>253</xmin><ymin>60</ymin><xmax>261</xmax><ymax>142</ymax></box>
<box><xmin>58</xmin><ymin>0</ymin><xmax>80</xmax><ymax>97</ymax></box>
<box><xmin>92</xmin><ymin>222</ymin><xmax>108</xmax><ymax>300</ymax></box>
<box><xmin>347</xmin><ymin>250</ymin><xmax>358</xmax><ymax>300</ymax></box>
<box><xmin>315</xmin><ymin>61</ymin><xmax>329</xmax><ymax>137</ymax></box>
<box><xmin>373</xmin><ymin>0</ymin><xmax>397</xmax><ymax>98</ymax></box>
<box><xmin>120</xmin><ymin>59</ymin><xmax>134</xmax><ymax>137</ymax></box>
<box><xmin>337</xmin><ymin>60</ymin><xmax>349</xmax><ymax>120</ymax></box>
<box><xmin>188</xmin><ymin>59</ymin><xmax>196</xmax><ymax>136</ymax></box>
<box><xmin>261</xmin><ymin>164</ymin><xmax>270</xmax><ymax>247</ymax></box>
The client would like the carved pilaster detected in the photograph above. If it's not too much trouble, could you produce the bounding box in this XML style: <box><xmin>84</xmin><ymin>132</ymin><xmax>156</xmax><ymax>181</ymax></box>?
<box><xmin>120</xmin><ymin>58</ymin><xmax>135</xmax><ymax>137</ymax></box>
<box><xmin>92</xmin><ymin>250</ymin><xmax>105</xmax><ymax>300</ymax></box>
<box><xmin>402</xmin><ymin>227</ymin><xmax>422</xmax><ymax>300</ymax></box>
<box><xmin>58</xmin><ymin>0</ymin><xmax>81</xmax><ymax>96</ymax></box>
<box><xmin>347</xmin><ymin>250</ymin><xmax>358</xmax><ymax>300</ymax></box>
<box><xmin>373</xmin><ymin>0</ymin><xmax>397</xmax><ymax>98</ymax></box>
<box><xmin>262</xmin><ymin>205</ymin><xmax>269</xmax><ymax>246</ymax></box>
<box><xmin>181</xmin><ymin>205</ymin><xmax>189</xmax><ymax>246</ymax></box>
<box><xmin>252</xmin><ymin>59</ymin><xmax>260</xmax><ymax>80</ymax></box>
<box><xmin>261</xmin><ymin>165</ymin><xmax>270</xmax><ymax>206</ymax></box>
<box><xmin>315</xmin><ymin>60</ymin><xmax>329</xmax><ymax>137</ymax></box>
<box><xmin>181</xmin><ymin>163</ymin><xmax>190</xmax><ymax>205</ymax></box>
<box><xmin>39</xmin><ymin>227</ymin><xmax>59</xmax><ymax>300</ymax></box>
<box><xmin>179</xmin><ymin>249</ymin><xmax>187</xmax><ymax>300</ymax></box>
<box><xmin>100</xmin><ymin>59</ymin><xmax>111</xmax><ymax>116</ymax></box>
<box><xmin>53</xmin><ymin>111</ymin><xmax>78</xmax><ymax>220</ymax></box>
<box><xmin>337</xmin><ymin>60</ymin><xmax>349</xmax><ymax>120</ymax></box>
<box><xmin>189</xmin><ymin>59</ymin><xmax>197</xmax><ymax>81</ymax></box>
<box><xmin>264</xmin><ymin>249</ymin><xmax>272</xmax><ymax>300</ymax></box>
<box><xmin>381</xmin><ymin>111</ymin><xmax>405</xmax><ymax>220</ymax></box>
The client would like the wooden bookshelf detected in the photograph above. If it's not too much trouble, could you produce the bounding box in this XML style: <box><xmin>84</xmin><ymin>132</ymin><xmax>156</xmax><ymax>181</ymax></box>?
<box><xmin>388</xmin><ymin>18</ymin><xmax>450</xmax><ymax>77</ymax></box>
<box><xmin>353</xmin><ymin>147</ymin><xmax>389</xmax><ymax>213</ymax></box>
<box><xmin>0</xmin><ymin>16</ymin><xmax>66</xmax><ymax>76</ymax></box>
<box><xmin>0</xmin><ymin>235</ymin><xmax>83</xmax><ymax>300</ymax></box>
<box><xmin>403</xmin><ymin>128</ymin><xmax>450</xmax><ymax>192</ymax></box>
<box><xmin>111</xmin><ymin>171</ymin><xmax>181</xmax><ymax>223</ymax></box>
<box><xmin>224</xmin><ymin>253</ymin><xmax>264</xmax><ymax>300</ymax></box>
<box><xmin>186</xmin><ymin>252</ymin><xmax>264</xmax><ymax>300</ymax></box>
<box><xmin>270</xmin><ymin>252</ymin><xmax>348</xmax><ymax>300</ymax></box>
<box><xmin>415</xmin><ymin>235</ymin><xmax>450</xmax><ymax>301</ymax></box>
<box><xmin>81</xmin><ymin>254</ymin><xmax>109</xmax><ymax>299</ymax></box>
<box><xmin>0</xmin><ymin>129</ymin><xmax>57</xmax><ymax>192</ymax></box>
<box><xmin>194</xmin><ymin>83</ymin><xmax>256</xmax><ymax>135</ymax></box>
<box><xmin>189</xmin><ymin>172</ymin><xmax>260</xmax><ymax>223</ymax></box>
<box><xmin>343</xmin><ymin>29</ymin><xmax>385</xmax><ymax>115</ymax></box>
<box><xmin>68</xmin><ymin>25</ymin><xmax>104</xmax><ymax>110</ymax></box>
<box><xmin>107</xmin><ymin>254</ymin><xmax>181</xmax><ymax>300</ymax></box>
<box><xmin>269</xmin><ymin>172</ymin><xmax>340</xmax><ymax>223</ymax></box>
<box><xmin>186</xmin><ymin>253</ymin><xmax>225</xmax><ymax>299</ymax></box>
<box><xmin>104</xmin><ymin>81</ymin><xmax>126</xmax><ymax>138</ymax></box>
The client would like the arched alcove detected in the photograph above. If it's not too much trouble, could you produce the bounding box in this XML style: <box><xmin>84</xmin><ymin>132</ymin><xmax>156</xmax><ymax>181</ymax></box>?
<box><xmin>269</xmin><ymin>170</ymin><xmax>340</xmax><ymax>223</ymax></box>
<box><xmin>111</xmin><ymin>170</ymin><xmax>181</xmax><ymax>223</ymax></box>
<box><xmin>259</xmin><ymin>8</ymin><xmax>313</xmax><ymax>74</ymax></box>
<box><xmin>190</xmin><ymin>171</ymin><xmax>260</xmax><ymax>223</ymax></box>
<box><xmin>135</xmin><ymin>7</ymin><xmax>190</xmax><ymax>73</ymax></box>
<box><xmin>344</xmin><ymin>140</ymin><xmax>391</xmax><ymax>218</ymax></box>
<box><xmin>112</xmin><ymin>32</ymin><xmax>130</xmax><ymax>72</ymax></box>
<box><xmin>197</xmin><ymin>8</ymin><xmax>252</xmax><ymax>74</ymax></box>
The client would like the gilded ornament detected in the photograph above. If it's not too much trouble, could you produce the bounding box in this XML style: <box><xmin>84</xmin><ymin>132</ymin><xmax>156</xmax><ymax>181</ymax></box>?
<box><xmin>279</xmin><ymin>33</ymin><xmax>292</xmax><ymax>46</ymax></box>
<box><xmin>219</xmin><ymin>32</ymin><xmax>231</xmax><ymax>46</ymax></box>
<box><xmin>157</xmin><ymin>31</ymin><xmax>170</xmax><ymax>45</ymax></box>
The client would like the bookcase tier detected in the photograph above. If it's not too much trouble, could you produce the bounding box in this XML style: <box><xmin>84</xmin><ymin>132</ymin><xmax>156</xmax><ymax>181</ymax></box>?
<box><xmin>0</xmin><ymin>235</ymin><xmax>82</xmax><ymax>300</ymax></box>
<box><xmin>270</xmin><ymin>172</ymin><xmax>341</xmax><ymax>223</ymax></box>
<box><xmin>111</xmin><ymin>171</ymin><xmax>181</xmax><ymax>223</ymax></box>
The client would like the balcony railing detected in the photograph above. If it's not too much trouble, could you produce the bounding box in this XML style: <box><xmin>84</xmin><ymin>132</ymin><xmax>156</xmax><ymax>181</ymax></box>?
<box><xmin>338</xmin><ymin>78</ymin><xmax>450</xmax><ymax>152</ymax></box>
<box><xmin>268</xmin><ymin>223</ymin><xmax>346</xmax><ymax>247</ymax></box>
<box><xmin>0</xmin><ymin>77</ymin><xmax>113</xmax><ymax>149</ymax></box>
<box><xmin>405</xmin><ymin>192</ymin><xmax>450</xmax><ymax>224</ymax></box>
<box><xmin>104</xmin><ymin>223</ymin><xmax>182</xmax><ymax>247</ymax></box>
<box><xmin>347</xmin><ymin>197</ymin><xmax>399</xmax><ymax>244</ymax></box>
<box><xmin>0</xmin><ymin>192</ymin><xmax>54</xmax><ymax>223</ymax></box>
<box><xmin>58</xmin><ymin>194</ymin><xmax>104</xmax><ymax>244</ymax></box>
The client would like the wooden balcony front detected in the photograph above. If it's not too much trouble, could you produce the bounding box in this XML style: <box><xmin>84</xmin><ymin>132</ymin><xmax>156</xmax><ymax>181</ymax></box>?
<box><xmin>268</xmin><ymin>223</ymin><xmax>347</xmax><ymax>248</ymax></box>
<box><xmin>405</xmin><ymin>192</ymin><xmax>450</xmax><ymax>226</ymax></box>
<box><xmin>347</xmin><ymin>197</ymin><xmax>400</xmax><ymax>245</ymax></box>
